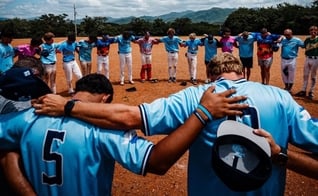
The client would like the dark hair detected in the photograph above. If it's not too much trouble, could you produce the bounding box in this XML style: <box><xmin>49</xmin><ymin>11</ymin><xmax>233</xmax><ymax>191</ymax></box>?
<box><xmin>88</xmin><ymin>35</ymin><xmax>97</xmax><ymax>43</ymax></box>
<box><xmin>67</xmin><ymin>34</ymin><xmax>76</xmax><ymax>42</ymax></box>
<box><xmin>75</xmin><ymin>73</ymin><xmax>114</xmax><ymax>103</ymax></box>
<box><xmin>30</xmin><ymin>37</ymin><xmax>43</xmax><ymax>47</ymax></box>
<box><xmin>13</xmin><ymin>56</ymin><xmax>44</xmax><ymax>78</ymax></box>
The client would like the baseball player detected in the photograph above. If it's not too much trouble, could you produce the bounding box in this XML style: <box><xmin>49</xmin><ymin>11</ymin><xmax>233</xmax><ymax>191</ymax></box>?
<box><xmin>14</xmin><ymin>37</ymin><xmax>43</xmax><ymax>60</ymax></box>
<box><xmin>57</xmin><ymin>34</ymin><xmax>82</xmax><ymax>94</ymax></box>
<box><xmin>295</xmin><ymin>25</ymin><xmax>318</xmax><ymax>100</ymax></box>
<box><xmin>40</xmin><ymin>32</ymin><xmax>60</xmax><ymax>94</ymax></box>
<box><xmin>76</xmin><ymin>35</ymin><xmax>97</xmax><ymax>76</ymax></box>
<box><xmin>182</xmin><ymin>33</ymin><xmax>203</xmax><ymax>85</ymax></box>
<box><xmin>114</xmin><ymin>31</ymin><xmax>136</xmax><ymax>85</ymax></box>
<box><xmin>201</xmin><ymin>34</ymin><xmax>220</xmax><ymax>83</ymax></box>
<box><xmin>96</xmin><ymin>34</ymin><xmax>115</xmax><ymax>79</ymax></box>
<box><xmin>219</xmin><ymin>27</ymin><xmax>237</xmax><ymax>53</ymax></box>
<box><xmin>35</xmin><ymin>53</ymin><xmax>318</xmax><ymax>196</ymax></box>
<box><xmin>0</xmin><ymin>73</ymin><xmax>224</xmax><ymax>195</ymax></box>
<box><xmin>157</xmin><ymin>28</ymin><xmax>184</xmax><ymax>83</ymax></box>
<box><xmin>134</xmin><ymin>31</ymin><xmax>159</xmax><ymax>82</ymax></box>
<box><xmin>235</xmin><ymin>31</ymin><xmax>257</xmax><ymax>81</ymax></box>
<box><xmin>279</xmin><ymin>29</ymin><xmax>304</xmax><ymax>93</ymax></box>
<box><xmin>254</xmin><ymin>28</ymin><xmax>282</xmax><ymax>85</ymax></box>
<box><xmin>0</xmin><ymin>28</ymin><xmax>15</xmax><ymax>74</ymax></box>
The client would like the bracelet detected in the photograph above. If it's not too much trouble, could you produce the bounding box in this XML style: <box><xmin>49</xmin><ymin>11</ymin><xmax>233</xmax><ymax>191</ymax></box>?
<box><xmin>197</xmin><ymin>104</ymin><xmax>213</xmax><ymax>121</ymax></box>
<box><xmin>193</xmin><ymin>110</ymin><xmax>207</xmax><ymax>126</ymax></box>
<box><xmin>64</xmin><ymin>99</ymin><xmax>79</xmax><ymax>116</ymax></box>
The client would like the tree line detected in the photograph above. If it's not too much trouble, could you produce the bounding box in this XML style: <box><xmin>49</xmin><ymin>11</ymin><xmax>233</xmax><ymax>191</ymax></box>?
<box><xmin>0</xmin><ymin>1</ymin><xmax>317</xmax><ymax>39</ymax></box>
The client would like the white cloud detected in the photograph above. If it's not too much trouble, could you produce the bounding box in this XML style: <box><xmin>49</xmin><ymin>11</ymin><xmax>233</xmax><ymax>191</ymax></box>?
<box><xmin>0</xmin><ymin>0</ymin><xmax>313</xmax><ymax>19</ymax></box>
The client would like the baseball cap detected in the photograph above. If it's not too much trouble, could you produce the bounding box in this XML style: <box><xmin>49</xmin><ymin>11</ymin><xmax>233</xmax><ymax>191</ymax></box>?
<box><xmin>0</xmin><ymin>67</ymin><xmax>51</xmax><ymax>101</ymax></box>
<box><xmin>211</xmin><ymin>120</ymin><xmax>272</xmax><ymax>192</ymax></box>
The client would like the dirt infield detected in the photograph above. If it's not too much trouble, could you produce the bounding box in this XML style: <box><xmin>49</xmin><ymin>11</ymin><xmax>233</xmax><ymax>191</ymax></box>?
<box><xmin>12</xmin><ymin>36</ymin><xmax>318</xmax><ymax>195</ymax></box>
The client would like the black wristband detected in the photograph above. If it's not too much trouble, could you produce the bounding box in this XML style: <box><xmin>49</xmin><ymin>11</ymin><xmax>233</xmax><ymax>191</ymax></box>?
<box><xmin>64</xmin><ymin>99</ymin><xmax>79</xmax><ymax>116</ymax></box>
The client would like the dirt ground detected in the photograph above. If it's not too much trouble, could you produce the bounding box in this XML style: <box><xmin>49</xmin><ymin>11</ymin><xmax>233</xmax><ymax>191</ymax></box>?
<box><xmin>12</xmin><ymin>36</ymin><xmax>318</xmax><ymax>195</ymax></box>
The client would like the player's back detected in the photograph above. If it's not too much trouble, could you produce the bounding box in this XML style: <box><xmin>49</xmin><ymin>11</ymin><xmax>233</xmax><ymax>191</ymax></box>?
<box><xmin>0</xmin><ymin>108</ymin><xmax>115</xmax><ymax>195</ymax></box>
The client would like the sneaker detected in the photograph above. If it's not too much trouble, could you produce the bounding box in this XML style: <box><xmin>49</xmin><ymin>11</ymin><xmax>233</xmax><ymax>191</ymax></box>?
<box><xmin>141</xmin><ymin>79</ymin><xmax>145</xmax><ymax>83</ymax></box>
<box><xmin>168</xmin><ymin>77</ymin><xmax>173</xmax><ymax>83</ymax></box>
<box><xmin>192</xmin><ymin>79</ymin><xmax>198</xmax><ymax>85</ymax></box>
<box><xmin>308</xmin><ymin>92</ymin><xmax>314</xmax><ymax>100</ymax></box>
<box><xmin>120</xmin><ymin>81</ymin><xmax>124</xmax><ymax>85</ymax></box>
<box><xmin>294</xmin><ymin>91</ymin><xmax>306</xmax><ymax>97</ymax></box>
<box><xmin>129</xmin><ymin>80</ymin><xmax>134</xmax><ymax>84</ymax></box>
<box><xmin>68</xmin><ymin>89</ymin><xmax>75</xmax><ymax>95</ymax></box>
<box><xmin>172</xmin><ymin>77</ymin><xmax>176</xmax><ymax>83</ymax></box>
<box><xmin>205</xmin><ymin>79</ymin><xmax>210</xmax><ymax>84</ymax></box>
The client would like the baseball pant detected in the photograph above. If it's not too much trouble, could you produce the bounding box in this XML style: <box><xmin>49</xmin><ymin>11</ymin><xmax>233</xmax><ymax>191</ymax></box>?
<box><xmin>281</xmin><ymin>58</ymin><xmax>296</xmax><ymax>84</ymax></box>
<box><xmin>187</xmin><ymin>52</ymin><xmax>197</xmax><ymax>80</ymax></box>
<box><xmin>301</xmin><ymin>56</ymin><xmax>318</xmax><ymax>93</ymax></box>
<box><xmin>167</xmin><ymin>52</ymin><xmax>178</xmax><ymax>79</ymax></box>
<box><xmin>63</xmin><ymin>60</ymin><xmax>83</xmax><ymax>93</ymax></box>
<box><xmin>43</xmin><ymin>63</ymin><xmax>57</xmax><ymax>94</ymax></box>
<box><xmin>119</xmin><ymin>53</ymin><xmax>133</xmax><ymax>82</ymax></box>
<box><xmin>97</xmin><ymin>55</ymin><xmax>110</xmax><ymax>79</ymax></box>
<box><xmin>140</xmin><ymin>53</ymin><xmax>152</xmax><ymax>80</ymax></box>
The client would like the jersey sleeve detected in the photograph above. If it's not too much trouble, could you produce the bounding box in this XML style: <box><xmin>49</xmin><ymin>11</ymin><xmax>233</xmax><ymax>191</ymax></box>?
<box><xmin>98</xmin><ymin>129</ymin><xmax>154</xmax><ymax>175</ymax></box>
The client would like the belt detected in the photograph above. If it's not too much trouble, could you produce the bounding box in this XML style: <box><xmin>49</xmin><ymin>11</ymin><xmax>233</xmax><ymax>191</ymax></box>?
<box><xmin>189</xmin><ymin>52</ymin><xmax>197</xmax><ymax>54</ymax></box>
<box><xmin>282</xmin><ymin>57</ymin><xmax>293</xmax><ymax>60</ymax></box>
<box><xmin>168</xmin><ymin>51</ymin><xmax>177</xmax><ymax>53</ymax></box>
<box><xmin>63</xmin><ymin>59</ymin><xmax>74</xmax><ymax>63</ymax></box>
<box><xmin>308</xmin><ymin>56</ymin><xmax>318</xmax><ymax>59</ymax></box>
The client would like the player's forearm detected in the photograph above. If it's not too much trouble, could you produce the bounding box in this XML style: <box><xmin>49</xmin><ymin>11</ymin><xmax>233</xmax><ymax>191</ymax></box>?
<box><xmin>72</xmin><ymin>102</ymin><xmax>142</xmax><ymax>130</ymax></box>
<box><xmin>0</xmin><ymin>151</ymin><xmax>36</xmax><ymax>196</ymax></box>
<box><xmin>287</xmin><ymin>150</ymin><xmax>318</xmax><ymax>180</ymax></box>
<box><xmin>146</xmin><ymin>113</ymin><xmax>205</xmax><ymax>175</ymax></box>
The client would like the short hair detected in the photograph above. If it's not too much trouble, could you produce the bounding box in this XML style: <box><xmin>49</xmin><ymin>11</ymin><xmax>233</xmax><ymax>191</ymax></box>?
<box><xmin>260</xmin><ymin>28</ymin><xmax>268</xmax><ymax>34</ymax></box>
<box><xmin>43</xmin><ymin>32</ymin><xmax>55</xmax><ymax>41</ymax></box>
<box><xmin>75</xmin><ymin>73</ymin><xmax>114</xmax><ymax>103</ymax></box>
<box><xmin>88</xmin><ymin>35</ymin><xmax>97</xmax><ymax>43</ymax></box>
<box><xmin>189</xmin><ymin>33</ymin><xmax>196</xmax><ymax>39</ymax></box>
<box><xmin>207</xmin><ymin>52</ymin><xmax>243</xmax><ymax>77</ymax></box>
<box><xmin>30</xmin><ymin>37</ymin><xmax>43</xmax><ymax>47</ymax></box>
<box><xmin>167</xmin><ymin>28</ymin><xmax>175</xmax><ymax>35</ymax></box>
<box><xmin>67</xmin><ymin>34</ymin><xmax>76</xmax><ymax>42</ymax></box>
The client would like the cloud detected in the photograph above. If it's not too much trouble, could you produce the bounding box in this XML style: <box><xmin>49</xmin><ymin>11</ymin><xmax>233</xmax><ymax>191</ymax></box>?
<box><xmin>0</xmin><ymin>0</ymin><xmax>312</xmax><ymax>19</ymax></box>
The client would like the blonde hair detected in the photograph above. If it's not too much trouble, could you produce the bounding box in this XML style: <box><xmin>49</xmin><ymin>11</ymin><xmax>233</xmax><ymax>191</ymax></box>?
<box><xmin>207</xmin><ymin>52</ymin><xmax>243</xmax><ymax>77</ymax></box>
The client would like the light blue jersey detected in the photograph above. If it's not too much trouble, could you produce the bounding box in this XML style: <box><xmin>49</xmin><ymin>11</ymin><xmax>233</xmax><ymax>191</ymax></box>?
<box><xmin>140</xmin><ymin>78</ymin><xmax>318</xmax><ymax>196</ymax></box>
<box><xmin>281</xmin><ymin>37</ymin><xmax>304</xmax><ymax>59</ymax></box>
<box><xmin>114</xmin><ymin>35</ymin><xmax>135</xmax><ymax>54</ymax></box>
<box><xmin>159</xmin><ymin>36</ymin><xmax>183</xmax><ymax>52</ymax></box>
<box><xmin>40</xmin><ymin>43</ymin><xmax>59</xmax><ymax>64</ymax></box>
<box><xmin>0</xmin><ymin>109</ymin><xmax>153</xmax><ymax>196</ymax></box>
<box><xmin>184</xmin><ymin>39</ymin><xmax>202</xmax><ymax>54</ymax></box>
<box><xmin>202</xmin><ymin>38</ymin><xmax>218</xmax><ymax>62</ymax></box>
<box><xmin>77</xmin><ymin>40</ymin><xmax>96</xmax><ymax>62</ymax></box>
<box><xmin>235</xmin><ymin>34</ymin><xmax>256</xmax><ymax>58</ymax></box>
<box><xmin>58</xmin><ymin>41</ymin><xmax>77</xmax><ymax>62</ymax></box>
<box><xmin>0</xmin><ymin>42</ymin><xmax>14</xmax><ymax>73</ymax></box>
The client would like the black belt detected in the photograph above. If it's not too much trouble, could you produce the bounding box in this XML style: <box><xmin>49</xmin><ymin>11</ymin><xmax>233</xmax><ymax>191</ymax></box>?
<box><xmin>308</xmin><ymin>56</ymin><xmax>318</xmax><ymax>59</ymax></box>
<box><xmin>189</xmin><ymin>52</ymin><xmax>196</xmax><ymax>54</ymax></box>
<box><xmin>63</xmin><ymin>59</ymin><xmax>74</xmax><ymax>62</ymax></box>
<box><xmin>282</xmin><ymin>57</ymin><xmax>293</xmax><ymax>60</ymax></box>
<box><xmin>168</xmin><ymin>51</ymin><xmax>177</xmax><ymax>53</ymax></box>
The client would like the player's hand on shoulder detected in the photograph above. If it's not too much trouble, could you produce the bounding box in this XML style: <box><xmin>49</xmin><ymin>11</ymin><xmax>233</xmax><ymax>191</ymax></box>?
<box><xmin>33</xmin><ymin>94</ymin><xmax>68</xmax><ymax>116</ymax></box>
<box><xmin>199</xmin><ymin>86</ymin><xmax>248</xmax><ymax>118</ymax></box>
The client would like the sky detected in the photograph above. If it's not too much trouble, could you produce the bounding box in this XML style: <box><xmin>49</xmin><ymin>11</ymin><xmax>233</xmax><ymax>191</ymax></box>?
<box><xmin>0</xmin><ymin>0</ymin><xmax>313</xmax><ymax>20</ymax></box>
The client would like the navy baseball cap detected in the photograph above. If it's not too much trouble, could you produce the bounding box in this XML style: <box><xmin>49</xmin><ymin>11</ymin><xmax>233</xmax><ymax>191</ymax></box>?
<box><xmin>0</xmin><ymin>67</ymin><xmax>51</xmax><ymax>101</ymax></box>
<box><xmin>211</xmin><ymin>120</ymin><xmax>272</xmax><ymax>192</ymax></box>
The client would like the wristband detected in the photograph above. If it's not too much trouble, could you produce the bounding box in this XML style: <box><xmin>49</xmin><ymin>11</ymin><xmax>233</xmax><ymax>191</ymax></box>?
<box><xmin>197</xmin><ymin>104</ymin><xmax>213</xmax><ymax>121</ymax></box>
<box><xmin>193</xmin><ymin>110</ymin><xmax>207</xmax><ymax>126</ymax></box>
<box><xmin>64</xmin><ymin>99</ymin><xmax>79</xmax><ymax>116</ymax></box>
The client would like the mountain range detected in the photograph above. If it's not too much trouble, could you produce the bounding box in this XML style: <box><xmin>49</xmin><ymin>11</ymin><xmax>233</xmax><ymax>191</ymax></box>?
<box><xmin>107</xmin><ymin>7</ymin><xmax>237</xmax><ymax>24</ymax></box>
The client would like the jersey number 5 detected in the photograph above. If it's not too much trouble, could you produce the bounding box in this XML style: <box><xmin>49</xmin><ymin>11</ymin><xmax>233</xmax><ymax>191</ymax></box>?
<box><xmin>42</xmin><ymin>129</ymin><xmax>66</xmax><ymax>185</ymax></box>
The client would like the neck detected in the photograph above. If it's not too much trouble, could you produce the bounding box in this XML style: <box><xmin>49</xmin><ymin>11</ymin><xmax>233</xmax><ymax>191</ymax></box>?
<box><xmin>220</xmin><ymin>72</ymin><xmax>244</xmax><ymax>80</ymax></box>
